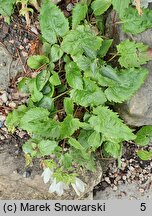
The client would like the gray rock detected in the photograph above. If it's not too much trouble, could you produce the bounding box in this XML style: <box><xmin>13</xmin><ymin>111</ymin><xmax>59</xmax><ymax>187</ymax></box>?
<box><xmin>106</xmin><ymin>9</ymin><xmax>152</xmax><ymax>126</ymax></box>
<box><xmin>0</xmin><ymin>142</ymin><xmax>102</xmax><ymax>200</ymax></box>
<box><xmin>0</xmin><ymin>45</ymin><xmax>22</xmax><ymax>91</ymax></box>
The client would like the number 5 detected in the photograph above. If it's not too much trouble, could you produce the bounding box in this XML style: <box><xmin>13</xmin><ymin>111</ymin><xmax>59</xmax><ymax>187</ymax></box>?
<box><xmin>140</xmin><ymin>203</ymin><xmax>146</xmax><ymax>211</ymax></box>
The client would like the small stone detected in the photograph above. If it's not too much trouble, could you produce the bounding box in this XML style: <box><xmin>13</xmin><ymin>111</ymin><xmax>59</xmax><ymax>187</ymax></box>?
<box><xmin>129</xmin><ymin>166</ymin><xmax>135</xmax><ymax>171</ymax></box>
<box><xmin>19</xmin><ymin>45</ymin><xmax>24</xmax><ymax>50</ymax></box>
<box><xmin>122</xmin><ymin>176</ymin><xmax>127</xmax><ymax>181</ymax></box>
<box><xmin>0</xmin><ymin>91</ymin><xmax>8</xmax><ymax>103</ymax></box>
<box><xmin>104</xmin><ymin>177</ymin><xmax>111</xmax><ymax>184</ymax></box>
<box><xmin>139</xmin><ymin>188</ymin><xmax>144</xmax><ymax>193</ymax></box>
<box><xmin>122</xmin><ymin>162</ymin><xmax>127</xmax><ymax>168</ymax></box>
<box><xmin>66</xmin><ymin>3</ymin><xmax>73</xmax><ymax>11</ymax></box>
<box><xmin>30</xmin><ymin>26</ymin><xmax>39</xmax><ymax>35</ymax></box>
<box><xmin>8</xmin><ymin>101</ymin><xmax>16</xmax><ymax>108</ymax></box>
<box><xmin>112</xmin><ymin>185</ymin><xmax>118</xmax><ymax>191</ymax></box>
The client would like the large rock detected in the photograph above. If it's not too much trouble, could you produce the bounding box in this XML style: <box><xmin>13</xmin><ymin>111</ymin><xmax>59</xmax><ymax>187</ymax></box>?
<box><xmin>0</xmin><ymin>137</ymin><xmax>102</xmax><ymax>200</ymax></box>
<box><xmin>0</xmin><ymin>44</ymin><xmax>22</xmax><ymax>91</ymax></box>
<box><xmin>106</xmin><ymin>9</ymin><xmax>152</xmax><ymax>126</ymax></box>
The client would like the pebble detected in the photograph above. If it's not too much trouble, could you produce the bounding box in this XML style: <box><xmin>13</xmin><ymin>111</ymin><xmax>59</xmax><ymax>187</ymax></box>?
<box><xmin>112</xmin><ymin>185</ymin><xmax>118</xmax><ymax>191</ymax></box>
<box><xmin>0</xmin><ymin>91</ymin><xmax>8</xmax><ymax>103</ymax></box>
<box><xmin>66</xmin><ymin>3</ymin><xmax>73</xmax><ymax>11</ymax></box>
<box><xmin>139</xmin><ymin>188</ymin><xmax>145</xmax><ymax>193</ymax></box>
<box><xmin>104</xmin><ymin>177</ymin><xmax>111</xmax><ymax>184</ymax></box>
<box><xmin>8</xmin><ymin>101</ymin><xmax>16</xmax><ymax>108</ymax></box>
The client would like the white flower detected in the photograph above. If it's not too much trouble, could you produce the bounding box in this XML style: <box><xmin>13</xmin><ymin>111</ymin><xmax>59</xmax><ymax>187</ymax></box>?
<box><xmin>49</xmin><ymin>178</ymin><xmax>69</xmax><ymax>196</ymax></box>
<box><xmin>41</xmin><ymin>168</ymin><xmax>54</xmax><ymax>184</ymax></box>
<box><xmin>71</xmin><ymin>177</ymin><xmax>86</xmax><ymax>196</ymax></box>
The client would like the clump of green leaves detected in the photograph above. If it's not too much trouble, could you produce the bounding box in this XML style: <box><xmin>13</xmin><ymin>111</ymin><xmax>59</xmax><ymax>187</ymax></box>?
<box><xmin>5</xmin><ymin>0</ymin><xmax>152</xmax><ymax>195</ymax></box>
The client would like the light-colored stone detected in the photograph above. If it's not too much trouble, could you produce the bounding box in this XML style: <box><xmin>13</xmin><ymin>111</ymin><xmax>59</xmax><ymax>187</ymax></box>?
<box><xmin>0</xmin><ymin>142</ymin><xmax>102</xmax><ymax>200</ymax></box>
<box><xmin>0</xmin><ymin>45</ymin><xmax>23</xmax><ymax>91</ymax></box>
<box><xmin>106</xmin><ymin>5</ymin><xmax>152</xmax><ymax>126</ymax></box>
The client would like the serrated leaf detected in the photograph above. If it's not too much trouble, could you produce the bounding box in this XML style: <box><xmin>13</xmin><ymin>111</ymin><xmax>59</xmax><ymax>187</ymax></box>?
<box><xmin>101</xmin><ymin>65</ymin><xmax>121</xmax><ymax>82</ymax></box>
<box><xmin>137</xmin><ymin>150</ymin><xmax>152</xmax><ymax>160</ymax></box>
<box><xmin>20</xmin><ymin>107</ymin><xmax>49</xmax><ymax>132</ymax></box>
<box><xmin>72</xmin><ymin>0</ymin><xmax>88</xmax><ymax>29</ymax></box>
<box><xmin>71</xmin><ymin>148</ymin><xmax>96</xmax><ymax>171</ymax></box>
<box><xmin>105</xmin><ymin>68</ymin><xmax>148</xmax><ymax>103</ymax></box>
<box><xmin>68</xmin><ymin>137</ymin><xmax>84</xmax><ymax>150</ymax></box>
<box><xmin>22</xmin><ymin>139</ymin><xmax>41</xmax><ymax>158</ymax></box>
<box><xmin>73</xmin><ymin>55</ymin><xmax>92</xmax><ymax>71</ymax></box>
<box><xmin>40</xmin><ymin>0</ymin><xmax>69</xmax><ymax>44</ymax></box>
<box><xmin>36</xmin><ymin>70</ymin><xmax>50</xmax><ymax>91</ymax></box>
<box><xmin>5</xmin><ymin>105</ymin><xmax>28</xmax><ymax>132</ymax></box>
<box><xmin>50</xmin><ymin>44</ymin><xmax>64</xmax><ymax>62</ymax></box>
<box><xmin>98</xmin><ymin>39</ymin><xmax>113</xmax><ymax>58</ymax></box>
<box><xmin>70</xmin><ymin>77</ymin><xmax>107</xmax><ymax>107</ymax></box>
<box><xmin>89</xmin><ymin>106</ymin><xmax>136</xmax><ymax>141</ymax></box>
<box><xmin>60</xmin><ymin>115</ymin><xmax>80</xmax><ymax>139</ymax></box>
<box><xmin>27</xmin><ymin>55</ymin><xmax>49</xmax><ymax>69</ymax></box>
<box><xmin>64</xmin><ymin>98</ymin><xmax>74</xmax><ymax>115</ymax></box>
<box><xmin>121</xmin><ymin>7</ymin><xmax>152</xmax><ymax>35</ymax></box>
<box><xmin>38</xmin><ymin>140</ymin><xmax>58</xmax><ymax>156</ymax></box>
<box><xmin>38</xmin><ymin>96</ymin><xmax>54</xmax><ymax>111</ymax></box>
<box><xmin>103</xmin><ymin>141</ymin><xmax>122</xmax><ymax>158</ymax></box>
<box><xmin>117</xmin><ymin>40</ymin><xmax>151</xmax><ymax>68</ymax></box>
<box><xmin>28</xmin><ymin>78</ymin><xmax>43</xmax><ymax>102</ymax></box>
<box><xmin>60</xmin><ymin>153</ymin><xmax>73</xmax><ymax>170</ymax></box>
<box><xmin>78</xmin><ymin>129</ymin><xmax>93</xmax><ymax>149</ymax></box>
<box><xmin>61</xmin><ymin>25</ymin><xmax>102</xmax><ymax>56</ymax></box>
<box><xmin>65</xmin><ymin>61</ymin><xmax>83</xmax><ymax>90</ymax></box>
<box><xmin>49</xmin><ymin>71</ymin><xmax>61</xmax><ymax>86</ymax></box>
<box><xmin>112</xmin><ymin>0</ymin><xmax>131</xmax><ymax>18</ymax></box>
<box><xmin>88</xmin><ymin>131</ymin><xmax>102</xmax><ymax>151</ymax></box>
<box><xmin>92</xmin><ymin>0</ymin><xmax>112</xmax><ymax>16</ymax></box>
<box><xmin>0</xmin><ymin>0</ymin><xmax>16</xmax><ymax>23</ymax></box>
<box><xmin>18</xmin><ymin>77</ymin><xmax>30</xmax><ymax>93</ymax></box>
<box><xmin>135</xmin><ymin>126</ymin><xmax>152</xmax><ymax>146</ymax></box>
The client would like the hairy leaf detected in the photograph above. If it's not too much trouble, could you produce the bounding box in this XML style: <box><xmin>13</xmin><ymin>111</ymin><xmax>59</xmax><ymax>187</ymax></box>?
<box><xmin>103</xmin><ymin>141</ymin><xmax>122</xmax><ymax>158</ymax></box>
<box><xmin>20</xmin><ymin>107</ymin><xmax>49</xmax><ymax>131</ymax></box>
<box><xmin>38</xmin><ymin>140</ymin><xmax>58</xmax><ymax>156</ymax></box>
<box><xmin>28</xmin><ymin>78</ymin><xmax>43</xmax><ymax>102</ymax></box>
<box><xmin>137</xmin><ymin>150</ymin><xmax>152</xmax><ymax>160</ymax></box>
<box><xmin>61</xmin><ymin>25</ymin><xmax>102</xmax><ymax>56</ymax></box>
<box><xmin>50</xmin><ymin>44</ymin><xmax>64</xmax><ymax>62</ymax></box>
<box><xmin>72</xmin><ymin>0</ymin><xmax>88</xmax><ymax>29</ymax></box>
<box><xmin>117</xmin><ymin>40</ymin><xmax>151</xmax><ymax>68</ymax></box>
<box><xmin>49</xmin><ymin>71</ymin><xmax>61</xmax><ymax>86</ymax></box>
<box><xmin>38</xmin><ymin>96</ymin><xmax>54</xmax><ymax>111</ymax></box>
<box><xmin>70</xmin><ymin>77</ymin><xmax>107</xmax><ymax>107</ymax></box>
<box><xmin>0</xmin><ymin>0</ymin><xmax>15</xmax><ymax>23</ymax></box>
<box><xmin>27</xmin><ymin>55</ymin><xmax>49</xmax><ymax>69</ymax></box>
<box><xmin>88</xmin><ymin>131</ymin><xmax>102</xmax><ymax>151</ymax></box>
<box><xmin>60</xmin><ymin>115</ymin><xmax>80</xmax><ymax>139</ymax></box>
<box><xmin>92</xmin><ymin>0</ymin><xmax>112</xmax><ymax>16</ymax></box>
<box><xmin>64</xmin><ymin>98</ymin><xmax>74</xmax><ymax>115</ymax></box>
<box><xmin>135</xmin><ymin>126</ymin><xmax>152</xmax><ymax>146</ymax></box>
<box><xmin>98</xmin><ymin>39</ymin><xmax>113</xmax><ymax>58</ymax></box>
<box><xmin>89</xmin><ymin>106</ymin><xmax>136</xmax><ymax>141</ymax></box>
<box><xmin>5</xmin><ymin>105</ymin><xmax>28</xmax><ymax>133</ymax></box>
<box><xmin>112</xmin><ymin>0</ymin><xmax>131</xmax><ymax>18</ymax></box>
<box><xmin>68</xmin><ymin>137</ymin><xmax>84</xmax><ymax>150</ymax></box>
<box><xmin>121</xmin><ymin>7</ymin><xmax>152</xmax><ymax>34</ymax></box>
<box><xmin>65</xmin><ymin>61</ymin><xmax>83</xmax><ymax>90</ymax></box>
<box><xmin>36</xmin><ymin>70</ymin><xmax>50</xmax><ymax>91</ymax></box>
<box><xmin>105</xmin><ymin>68</ymin><xmax>148</xmax><ymax>103</ymax></box>
<box><xmin>40</xmin><ymin>0</ymin><xmax>69</xmax><ymax>44</ymax></box>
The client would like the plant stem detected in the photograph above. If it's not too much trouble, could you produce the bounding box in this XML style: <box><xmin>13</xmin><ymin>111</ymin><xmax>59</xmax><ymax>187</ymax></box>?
<box><xmin>53</xmin><ymin>89</ymin><xmax>71</xmax><ymax>100</ymax></box>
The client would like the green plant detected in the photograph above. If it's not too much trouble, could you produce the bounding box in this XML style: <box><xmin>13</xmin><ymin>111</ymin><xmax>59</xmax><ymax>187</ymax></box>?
<box><xmin>5</xmin><ymin>0</ymin><xmax>152</xmax><ymax>196</ymax></box>
<box><xmin>0</xmin><ymin>0</ymin><xmax>39</xmax><ymax>25</ymax></box>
